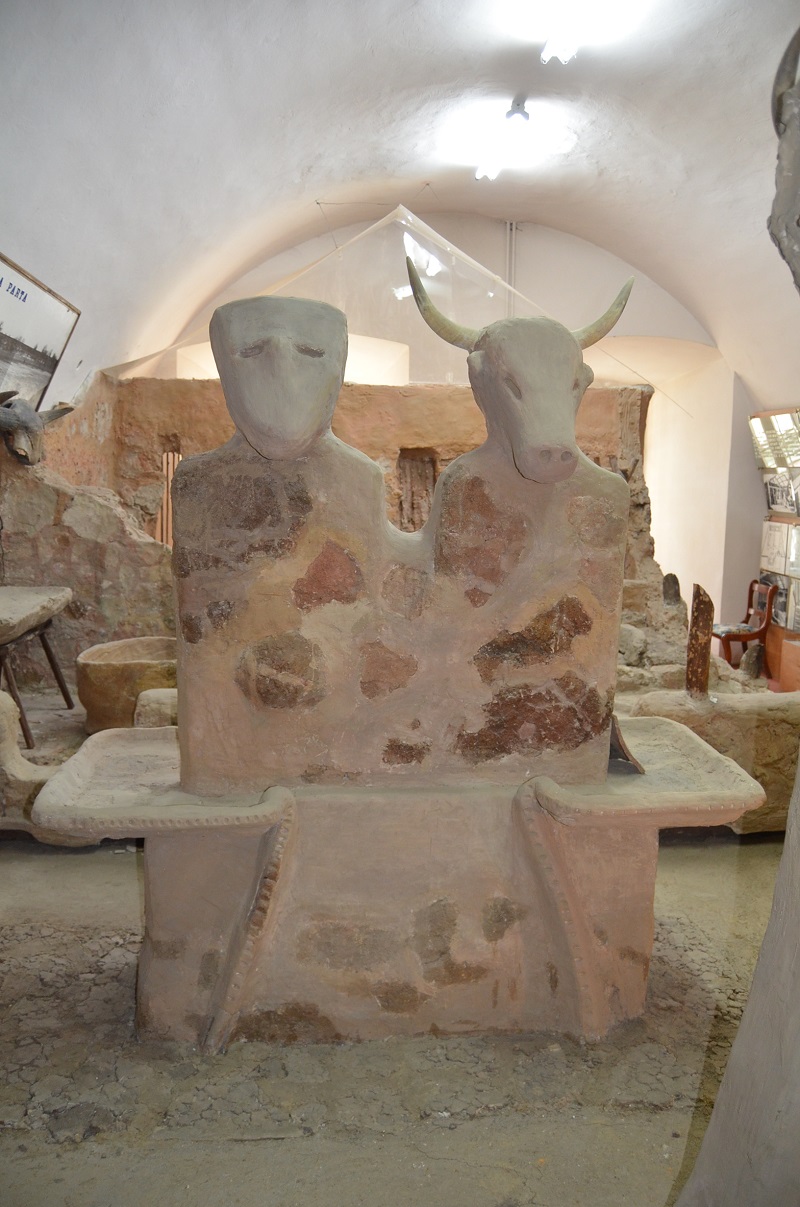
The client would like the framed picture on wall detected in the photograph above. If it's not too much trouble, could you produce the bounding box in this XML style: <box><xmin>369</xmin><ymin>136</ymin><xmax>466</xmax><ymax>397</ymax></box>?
<box><xmin>761</xmin><ymin>519</ymin><xmax>789</xmax><ymax>574</ymax></box>
<box><xmin>763</xmin><ymin>470</ymin><xmax>797</xmax><ymax>514</ymax></box>
<box><xmin>0</xmin><ymin>253</ymin><xmax>79</xmax><ymax>410</ymax></box>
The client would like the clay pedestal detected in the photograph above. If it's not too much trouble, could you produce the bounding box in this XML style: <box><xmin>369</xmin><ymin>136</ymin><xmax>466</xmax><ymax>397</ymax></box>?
<box><xmin>33</xmin><ymin>718</ymin><xmax>764</xmax><ymax>1047</ymax></box>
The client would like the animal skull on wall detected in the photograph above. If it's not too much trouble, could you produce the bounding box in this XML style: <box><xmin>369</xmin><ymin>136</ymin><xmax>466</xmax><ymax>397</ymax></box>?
<box><xmin>0</xmin><ymin>392</ymin><xmax>73</xmax><ymax>465</ymax></box>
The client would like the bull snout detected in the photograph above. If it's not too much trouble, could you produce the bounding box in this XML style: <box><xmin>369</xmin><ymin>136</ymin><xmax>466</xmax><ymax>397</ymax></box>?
<box><xmin>515</xmin><ymin>443</ymin><xmax>578</xmax><ymax>484</ymax></box>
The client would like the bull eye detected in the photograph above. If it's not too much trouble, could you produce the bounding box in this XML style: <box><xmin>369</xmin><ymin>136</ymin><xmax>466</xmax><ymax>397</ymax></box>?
<box><xmin>295</xmin><ymin>343</ymin><xmax>324</xmax><ymax>358</ymax></box>
<box><xmin>505</xmin><ymin>376</ymin><xmax>522</xmax><ymax>401</ymax></box>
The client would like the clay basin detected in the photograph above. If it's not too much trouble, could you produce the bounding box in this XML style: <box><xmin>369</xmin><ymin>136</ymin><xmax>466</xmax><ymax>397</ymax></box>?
<box><xmin>77</xmin><ymin>637</ymin><xmax>177</xmax><ymax>733</ymax></box>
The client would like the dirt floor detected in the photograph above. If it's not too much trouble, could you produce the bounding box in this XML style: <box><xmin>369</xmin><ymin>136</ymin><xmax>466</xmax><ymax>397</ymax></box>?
<box><xmin>0</xmin><ymin>692</ymin><xmax>787</xmax><ymax>1207</ymax></box>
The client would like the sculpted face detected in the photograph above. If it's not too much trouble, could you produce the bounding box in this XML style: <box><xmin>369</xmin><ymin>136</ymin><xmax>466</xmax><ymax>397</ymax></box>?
<box><xmin>210</xmin><ymin>297</ymin><xmax>348</xmax><ymax>459</ymax></box>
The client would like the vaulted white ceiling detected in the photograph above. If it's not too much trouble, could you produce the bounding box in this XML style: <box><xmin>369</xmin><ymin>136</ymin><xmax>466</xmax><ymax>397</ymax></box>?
<box><xmin>3</xmin><ymin>0</ymin><xmax>799</xmax><ymax>409</ymax></box>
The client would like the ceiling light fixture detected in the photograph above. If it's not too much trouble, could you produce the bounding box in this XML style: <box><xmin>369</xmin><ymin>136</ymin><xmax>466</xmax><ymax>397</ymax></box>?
<box><xmin>438</xmin><ymin>97</ymin><xmax>577</xmax><ymax>182</ymax></box>
<box><xmin>493</xmin><ymin>0</ymin><xmax>657</xmax><ymax>65</ymax></box>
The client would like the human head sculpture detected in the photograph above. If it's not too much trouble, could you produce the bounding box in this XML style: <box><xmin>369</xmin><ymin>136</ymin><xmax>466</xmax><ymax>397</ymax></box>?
<box><xmin>406</xmin><ymin>258</ymin><xmax>632</xmax><ymax>484</ymax></box>
<box><xmin>209</xmin><ymin>297</ymin><xmax>348</xmax><ymax>460</ymax></box>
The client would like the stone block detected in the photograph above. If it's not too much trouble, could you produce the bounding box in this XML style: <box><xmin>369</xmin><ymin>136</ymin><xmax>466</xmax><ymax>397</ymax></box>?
<box><xmin>134</xmin><ymin>688</ymin><xmax>178</xmax><ymax>728</ymax></box>
<box><xmin>618</xmin><ymin>622</ymin><xmax>647</xmax><ymax>666</ymax></box>
<box><xmin>0</xmin><ymin>458</ymin><xmax>173</xmax><ymax>684</ymax></box>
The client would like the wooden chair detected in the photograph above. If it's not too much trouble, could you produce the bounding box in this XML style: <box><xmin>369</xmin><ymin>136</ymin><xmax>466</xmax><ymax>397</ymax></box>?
<box><xmin>712</xmin><ymin>579</ymin><xmax>778</xmax><ymax>677</ymax></box>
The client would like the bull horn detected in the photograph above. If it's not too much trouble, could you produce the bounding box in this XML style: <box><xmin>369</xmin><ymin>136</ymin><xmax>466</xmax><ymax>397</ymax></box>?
<box><xmin>406</xmin><ymin>257</ymin><xmax>481</xmax><ymax>351</ymax></box>
<box><xmin>41</xmin><ymin>404</ymin><xmax>74</xmax><ymax>425</ymax></box>
<box><xmin>0</xmin><ymin>404</ymin><xmax>23</xmax><ymax>431</ymax></box>
<box><xmin>572</xmin><ymin>277</ymin><xmax>634</xmax><ymax>349</ymax></box>
<box><xmin>0</xmin><ymin>391</ymin><xmax>18</xmax><ymax>406</ymax></box>
<box><xmin>772</xmin><ymin>25</ymin><xmax>800</xmax><ymax>134</ymax></box>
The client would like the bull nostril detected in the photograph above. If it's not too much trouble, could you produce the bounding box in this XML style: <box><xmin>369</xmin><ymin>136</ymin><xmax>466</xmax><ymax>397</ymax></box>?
<box><xmin>539</xmin><ymin>449</ymin><xmax>552</xmax><ymax>462</ymax></box>
<box><xmin>561</xmin><ymin>450</ymin><xmax>574</xmax><ymax>462</ymax></box>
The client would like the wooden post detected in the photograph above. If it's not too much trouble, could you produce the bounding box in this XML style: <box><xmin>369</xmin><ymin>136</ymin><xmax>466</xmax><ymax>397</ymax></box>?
<box><xmin>686</xmin><ymin>583</ymin><xmax>714</xmax><ymax>697</ymax></box>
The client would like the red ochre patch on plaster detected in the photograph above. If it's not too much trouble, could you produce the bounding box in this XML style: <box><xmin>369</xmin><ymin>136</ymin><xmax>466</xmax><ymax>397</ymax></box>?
<box><xmin>473</xmin><ymin>596</ymin><xmax>592</xmax><ymax>684</ymax></box>
<box><xmin>455</xmin><ymin>673</ymin><xmax>612</xmax><ymax>763</ymax></box>
<box><xmin>381</xmin><ymin>564</ymin><xmax>432</xmax><ymax>619</ymax></box>
<box><xmin>359</xmin><ymin>641</ymin><xmax>418</xmax><ymax>699</ymax></box>
<box><xmin>235</xmin><ymin>631</ymin><xmax>325</xmax><ymax>709</ymax></box>
<box><xmin>434</xmin><ymin>474</ymin><xmax>526</xmax><ymax>603</ymax></box>
<box><xmin>292</xmin><ymin>540</ymin><xmax>365</xmax><ymax>611</ymax></box>
<box><xmin>567</xmin><ymin>495</ymin><xmax>626</xmax><ymax>547</ymax></box>
<box><xmin>382</xmin><ymin>739</ymin><xmax>431</xmax><ymax>765</ymax></box>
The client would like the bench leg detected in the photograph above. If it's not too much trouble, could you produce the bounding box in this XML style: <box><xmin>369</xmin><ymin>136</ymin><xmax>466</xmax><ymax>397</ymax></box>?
<box><xmin>39</xmin><ymin>630</ymin><xmax>74</xmax><ymax>709</ymax></box>
<box><xmin>1</xmin><ymin>653</ymin><xmax>35</xmax><ymax>748</ymax></box>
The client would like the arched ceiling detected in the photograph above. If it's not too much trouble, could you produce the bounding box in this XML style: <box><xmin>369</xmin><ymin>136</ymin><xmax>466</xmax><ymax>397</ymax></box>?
<box><xmin>3</xmin><ymin>0</ymin><xmax>799</xmax><ymax>409</ymax></box>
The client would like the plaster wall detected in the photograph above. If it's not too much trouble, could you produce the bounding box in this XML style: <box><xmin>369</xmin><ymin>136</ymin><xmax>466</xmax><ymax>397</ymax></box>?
<box><xmin>720</xmin><ymin>375</ymin><xmax>769</xmax><ymax>624</ymax></box>
<box><xmin>644</xmin><ymin>358</ymin><xmax>737</xmax><ymax>620</ymax></box>
<box><xmin>44</xmin><ymin>373</ymin><xmax>117</xmax><ymax>491</ymax></box>
<box><xmin>44</xmin><ymin>374</ymin><xmax>234</xmax><ymax>529</ymax></box>
<box><xmin>44</xmin><ymin>375</ymin><xmax>639</xmax><ymax>539</ymax></box>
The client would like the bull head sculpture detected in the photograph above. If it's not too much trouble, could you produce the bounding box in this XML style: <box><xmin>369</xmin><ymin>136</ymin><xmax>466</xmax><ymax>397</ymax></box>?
<box><xmin>0</xmin><ymin>392</ymin><xmax>74</xmax><ymax>465</ymax></box>
<box><xmin>405</xmin><ymin>257</ymin><xmax>633</xmax><ymax>483</ymax></box>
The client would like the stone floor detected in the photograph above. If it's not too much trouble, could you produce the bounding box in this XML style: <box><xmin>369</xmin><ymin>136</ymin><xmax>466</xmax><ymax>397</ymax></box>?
<box><xmin>0</xmin><ymin>691</ymin><xmax>787</xmax><ymax>1207</ymax></box>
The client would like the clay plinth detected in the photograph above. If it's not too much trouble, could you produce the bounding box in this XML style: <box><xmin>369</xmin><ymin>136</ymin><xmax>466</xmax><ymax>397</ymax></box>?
<box><xmin>77</xmin><ymin>637</ymin><xmax>177</xmax><ymax>733</ymax></box>
<box><xmin>32</xmin><ymin>717</ymin><xmax>763</xmax><ymax>1046</ymax></box>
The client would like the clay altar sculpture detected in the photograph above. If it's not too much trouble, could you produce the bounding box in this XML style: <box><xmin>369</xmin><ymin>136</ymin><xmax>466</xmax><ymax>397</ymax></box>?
<box><xmin>174</xmin><ymin>281</ymin><xmax>628</xmax><ymax>791</ymax></box>
<box><xmin>33</xmin><ymin>277</ymin><xmax>764</xmax><ymax>1049</ymax></box>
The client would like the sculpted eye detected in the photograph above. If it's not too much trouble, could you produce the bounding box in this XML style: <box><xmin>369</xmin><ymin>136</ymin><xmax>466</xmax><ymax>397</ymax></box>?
<box><xmin>295</xmin><ymin>343</ymin><xmax>324</xmax><ymax>358</ymax></box>
<box><xmin>238</xmin><ymin>340</ymin><xmax>267</xmax><ymax>358</ymax></box>
<box><xmin>505</xmin><ymin>376</ymin><xmax>522</xmax><ymax>400</ymax></box>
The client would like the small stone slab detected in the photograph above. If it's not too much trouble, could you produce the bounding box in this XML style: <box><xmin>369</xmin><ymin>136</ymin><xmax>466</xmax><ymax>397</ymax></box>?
<box><xmin>529</xmin><ymin>716</ymin><xmax>765</xmax><ymax>827</ymax></box>
<box><xmin>134</xmin><ymin>687</ymin><xmax>178</xmax><ymax>727</ymax></box>
<box><xmin>686</xmin><ymin>583</ymin><xmax>714</xmax><ymax>697</ymax></box>
<box><xmin>0</xmin><ymin>586</ymin><xmax>72</xmax><ymax>644</ymax></box>
<box><xmin>31</xmin><ymin>727</ymin><xmax>294</xmax><ymax>839</ymax></box>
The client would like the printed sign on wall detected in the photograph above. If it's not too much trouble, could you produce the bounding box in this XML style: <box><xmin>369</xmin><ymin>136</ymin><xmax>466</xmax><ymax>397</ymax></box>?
<box><xmin>0</xmin><ymin>253</ymin><xmax>79</xmax><ymax>410</ymax></box>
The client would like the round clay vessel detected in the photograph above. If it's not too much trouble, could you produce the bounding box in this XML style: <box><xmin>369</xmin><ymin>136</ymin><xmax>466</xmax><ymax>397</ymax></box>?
<box><xmin>76</xmin><ymin>637</ymin><xmax>177</xmax><ymax>733</ymax></box>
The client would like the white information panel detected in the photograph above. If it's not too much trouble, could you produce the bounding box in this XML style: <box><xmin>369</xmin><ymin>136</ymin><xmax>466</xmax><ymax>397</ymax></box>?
<box><xmin>761</xmin><ymin>520</ymin><xmax>789</xmax><ymax>574</ymax></box>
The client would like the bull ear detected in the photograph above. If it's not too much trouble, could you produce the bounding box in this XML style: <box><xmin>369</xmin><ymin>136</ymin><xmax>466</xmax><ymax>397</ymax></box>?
<box><xmin>572</xmin><ymin>278</ymin><xmax>634</xmax><ymax>349</ymax></box>
<box><xmin>41</xmin><ymin>404</ymin><xmax>74</xmax><ymax>425</ymax></box>
<box><xmin>406</xmin><ymin>258</ymin><xmax>481</xmax><ymax>351</ymax></box>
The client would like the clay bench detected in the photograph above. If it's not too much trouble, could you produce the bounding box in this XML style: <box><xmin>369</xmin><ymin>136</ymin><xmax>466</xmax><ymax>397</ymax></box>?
<box><xmin>32</xmin><ymin>716</ymin><xmax>764</xmax><ymax>1050</ymax></box>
